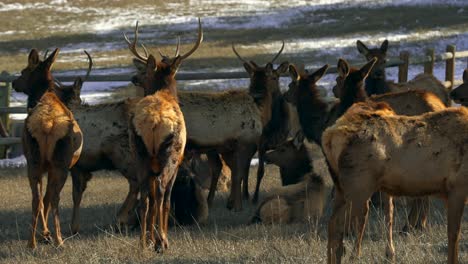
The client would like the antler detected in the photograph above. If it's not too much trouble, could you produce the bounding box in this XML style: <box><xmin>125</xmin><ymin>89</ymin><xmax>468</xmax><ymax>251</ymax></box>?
<box><xmin>124</xmin><ymin>21</ymin><xmax>149</xmax><ymax>62</ymax></box>
<box><xmin>271</xmin><ymin>40</ymin><xmax>285</xmax><ymax>63</ymax></box>
<box><xmin>232</xmin><ymin>43</ymin><xmax>249</xmax><ymax>64</ymax></box>
<box><xmin>179</xmin><ymin>18</ymin><xmax>203</xmax><ymax>60</ymax></box>
<box><xmin>83</xmin><ymin>50</ymin><xmax>93</xmax><ymax>82</ymax></box>
<box><xmin>175</xmin><ymin>36</ymin><xmax>180</xmax><ymax>57</ymax></box>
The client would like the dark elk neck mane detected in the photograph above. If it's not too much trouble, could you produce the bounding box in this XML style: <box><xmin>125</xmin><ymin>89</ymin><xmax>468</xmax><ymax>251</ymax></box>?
<box><xmin>338</xmin><ymin>77</ymin><xmax>368</xmax><ymax>117</ymax></box>
<box><xmin>365</xmin><ymin>74</ymin><xmax>388</xmax><ymax>95</ymax></box>
<box><xmin>27</xmin><ymin>74</ymin><xmax>55</xmax><ymax>109</ymax></box>
<box><xmin>297</xmin><ymin>79</ymin><xmax>329</xmax><ymax>145</ymax></box>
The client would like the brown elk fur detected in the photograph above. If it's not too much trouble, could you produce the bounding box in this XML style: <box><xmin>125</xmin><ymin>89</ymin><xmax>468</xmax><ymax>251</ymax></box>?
<box><xmin>13</xmin><ymin>48</ymin><xmax>83</xmax><ymax>249</ymax></box>
<box><xmin>388</xmin><ymin>73</ymin><xmax>450</xmax><ymax>106</ymax></box>
<box><xmin>128</xmin><ymin>54</ymin><xmax>186</xmax><ymax>252</ymax></box>
<box><xmin>131</xmin><ymin>33</ymin><xmax>288</xmax><ymax>211</ymax></box>
<box><xmin>322</xmin><ymin>101</ymin><xmax>468</xmax><ymax>264</ymax></box>
<box><xmin>251</xmin><ymin>173</ymin><xmax>330</xmax><ymax>224</ymax></box>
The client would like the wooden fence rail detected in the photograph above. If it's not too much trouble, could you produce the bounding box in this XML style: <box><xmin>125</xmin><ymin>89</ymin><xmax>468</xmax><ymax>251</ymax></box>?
<box><xmin>0</xmin><ymin>44</ymin><xmax>467</xmax><ymax>158</ymax></box>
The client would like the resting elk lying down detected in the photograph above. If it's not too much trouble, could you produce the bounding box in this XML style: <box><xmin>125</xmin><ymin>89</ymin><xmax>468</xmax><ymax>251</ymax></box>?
<box><xmin>12</xmin><ymin>49</ymin><xmax>84</xmax><ymax>248</ymax></box>
<box><xmin>356</xmin><ymin>39</ymin><xmax>450</xmax><ymax>106</ymax></box>
<box><xmin>450</xmin><ymin>69</ymin><xmax>468</xmax><ymax>106</ymax></box>
<box><xmin>322</xmin><ymin>101</ymin><xmax>468</xmax><ymax>264</ymax></box>
<box><xmin>131</xmin><ymin>23</ymin><xmax>289</xmax><ymax>211</ymax></box>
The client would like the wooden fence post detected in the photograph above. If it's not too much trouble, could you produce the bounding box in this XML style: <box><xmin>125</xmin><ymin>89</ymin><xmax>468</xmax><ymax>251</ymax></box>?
<box><xmin>445</xmin><ymin>45</ymin><xmax>456</xmax><ymax>91</ymax></box>
<box><xmin>398</xmin><ymin>51</ymin><xmax>409</xmax><ymax>83</ymax></box>
<box><xmin>424</xmin><ymin>48</ymin><xmax>435</xmax><ymax>75</ymax></box>
<box><xmin>0</xmin><ymin>71</ymin><xmax>11</xmax><ymax>158</ymax></box>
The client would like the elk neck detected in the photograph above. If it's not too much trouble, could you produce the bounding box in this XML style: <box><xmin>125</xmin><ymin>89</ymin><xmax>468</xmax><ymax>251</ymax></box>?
<box><xmin>338</xmin><ymin>76</ymin><xmax>368</xmax><ymax>117</ymax></box>
<box><xmin>365</xmin><ymin>72</ymin><xmax>388</xmax><ymax>95</ymax></box>
<box><xmin>27</xmin><ymin>72</ymin><xmax>56</xmax><ymax>109</ymax></box>
<box><xmin>296</xmin><ymin>79</ymin><xmax>329</xmax><ymax>145</ymax></box>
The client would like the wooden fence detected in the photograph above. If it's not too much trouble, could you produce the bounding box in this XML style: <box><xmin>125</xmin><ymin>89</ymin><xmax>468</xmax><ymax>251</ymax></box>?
<box><xmin>0</xmin><ymin>44</ymin><xmax>466</xmax><ymax>158</ymax></box>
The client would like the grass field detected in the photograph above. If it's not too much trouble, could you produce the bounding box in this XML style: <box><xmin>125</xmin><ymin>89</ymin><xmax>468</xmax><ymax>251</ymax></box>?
<box><xmin>0</xmin><ymin>166</ymin><xmax>466</xmax><ymax>263</ymax></box>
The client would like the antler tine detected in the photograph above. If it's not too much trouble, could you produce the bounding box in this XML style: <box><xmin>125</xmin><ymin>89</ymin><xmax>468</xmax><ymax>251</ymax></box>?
<box><xmin>124</xmin><ymin>21</ymin><xmax>148</xmax><ymax>62</ymax></box>
<box><xmin>179</xmin><ymin>17</ymin><xmax>203</xmax><ymax>60</ymax></box>
<box><xmin>271</xmin><ymin>40</ymin><xmax>285</xmax><ymax>63</ymax></box>
<box><xmin>175</xmin><ymin>36</ymin><xmax>180</xmax><ymax>57</ymax></box>
<box><xmin>232</xmin><ymin>43</ymin><xmax>249</xmax><ymax>64</ymax></box>
<box><xmin>83</xmin><ymin>50</ymin><xmax>93</xmax><ymax>82</ymax></box>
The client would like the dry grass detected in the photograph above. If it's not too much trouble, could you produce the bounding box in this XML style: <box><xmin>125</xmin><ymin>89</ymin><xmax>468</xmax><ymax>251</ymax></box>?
<box><xmin>0</xmin><ymin>165</ymin><xmax>466</xmax><ymax>264</ymax></box>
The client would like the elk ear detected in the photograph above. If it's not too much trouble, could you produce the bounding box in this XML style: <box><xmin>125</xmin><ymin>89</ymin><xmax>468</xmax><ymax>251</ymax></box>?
<box><xmin>292</xmin><ymin>131</ymin><xmax>304</xmax><ymax>150</ymax></box>
<box><xmin>73</xmin><ymin>77</ymin><xmax>83</xmax><ymax>93</ymax></box>
<box><xmin>310</xmin><ymin>64</ymin><xmax>329</xmax><ymax>83</ymax></box>
<box><xmin>356</xmin><ymin>40</ymin><xmax>369</xmax><ymax>56</ymax></box>
<box><xmin>288</xmin><ymin>64</ymin><xmax>299</xmax><ymax>82</ymax></box>
<box><xmin>28</xmin><ymin>49</ymin><xmax>40</xmax><ymax>67</ymax></box>
<box><xmin>276</xmin><ymin>61</ymin><xmax>289</xmax><ymax>74</ymax></box>
<box><xmin>146</xmin><ymin>55</ymin><xmax>157</xmax><ymax>72</ymax></box>
<box><xmin>380</xmin><ymin>39</ymin><xmax>389</xmax><ymax>54</ymax></box>
<box><xmin>463</xmin><ymin>69</ymin><xmax>468</xmax><ymax>83</ymax></box>
<box><xmin>359</xmin><ymin>57</ymin><xmax>377</xmax><ymax>79</ymax></box>
<box><xmin>265</xmin><ymin>62</ymin><xmax>273</xmax><ymax>74</ymax></box>
<box><xmin>244</xmin><ymin>62</ymin><xmax>255</xmax><ymax>75</ymax></box>
<box><xmin>43</xmin><ymin>48</ymin><xmax>60</xmax><ymax>71</ymax></box>
<box><xmin>337</xmin><ymin>58</ymin><xmax>350</xmax><ymax>78</ymax></box>
<box><xmin>133</xmin><ymin>58</ymin><xmax>146</xmax><ymax>72</ymax></box>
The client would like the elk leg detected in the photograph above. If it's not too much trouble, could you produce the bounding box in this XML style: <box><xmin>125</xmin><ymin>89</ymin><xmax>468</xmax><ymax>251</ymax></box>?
<box><xmin>253</xmin><ymin>147</ymin><xmax>266</xmax><ymax>204</ymax></box>
<box><xmin>27</xmin><ymin>168</ymin><xmax>43</xmax><ymax>249</ymax></box>
<box><xmin>383</xmin><ymin>195</ymin><xmax>395</xmax><ymax>261</ymax></box>
<box><xmin>71</xmin><ymin>169</ymin><xmax>92</xmax><ymax>234</ymax></box>
<box><xmin>241</xmin><ymin>146</ymin><xmax>257</xmax><ymax>201</ymax></box>
<box><xmin>447</xmin><ymin>193</ymin><xmax>464</xmax><ymax>264</ymax></box>
<box><xmin>206</xmin><ymin>151</ymin><xmax>222</xmax><ymax>207</ymax></box>
<box><xmin>327</xmin><ymin>190</ymin><xmax>346</xmax><ymax>264</ymax></box>
<box><xmin>48</xmin><ymin>166</ymin><xmax>68</xmax><ymax>247</ymax></box>
<box><xmin>404</xmin><ymin>197</ymin><xmax>429</xmax><ymax>232</ymax></box>
<box><xmin>139</xmin><ymin>188</ymin><xmax>149</xmax><ymax>249</ymax></box>
<box><xmin>154</xmin><ymin>178</ymin><xmax>167</xmax><ymax>253</ymax></box>
<box><xmin>349</xmin><ymin>195</ymin><xmax>371</xmax><ymax>260</ymax></box>
<box><xmin>162</xmin><ymin>173</ymin><xmax>177</xmax><ymax>245</ymax></box>
<box><xmin>116</xmin><ymin>179</ymin><xmax>139</xmax><ymax>228</ymax></box>
<box><xmin>147</xmin><ymin>179</ymin><xmax>157</xmax><ymax>246</ymax></box>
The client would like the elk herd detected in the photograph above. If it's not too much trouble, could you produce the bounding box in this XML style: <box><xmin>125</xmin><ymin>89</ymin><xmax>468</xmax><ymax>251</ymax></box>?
<box><xmin>9</xmin><ymin>18</ymin><xmax>467</xmax><ymax>263</ymax></box>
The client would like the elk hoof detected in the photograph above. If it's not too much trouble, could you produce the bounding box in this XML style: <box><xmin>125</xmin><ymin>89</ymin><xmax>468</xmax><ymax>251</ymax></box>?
<box><xmin>27</xmin><ymin>240</ymin><xmax>37</xmax><ymax>249</ymax></box>
<box><xmin>155</xmin><ymin>238</ymin><xmax>169</xmax><ymax>254</ymax></box>
<box><xmin>39</xmin><ymin>232</ymin><xmax>53</xmax><ymax>244</ymax></box>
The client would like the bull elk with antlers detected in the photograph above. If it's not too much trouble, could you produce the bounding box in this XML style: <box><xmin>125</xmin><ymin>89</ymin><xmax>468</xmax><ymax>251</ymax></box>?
<box><xmin>129</xmin><ymin>20</ymin><xmax>288</xmax><ymax>211</ymax></box>
<box><xmin>12</xmin><ymin>49</ymin><xmax>86</xmax><ymax>248</ymax></box>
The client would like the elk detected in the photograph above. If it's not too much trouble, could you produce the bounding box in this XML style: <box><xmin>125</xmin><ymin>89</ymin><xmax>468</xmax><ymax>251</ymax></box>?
<box><xmin>12</xmin><ymin>49</ymin><xmax>83</xmax><ymax>248</ymax></box>
<box><xmin>322</xmin><ymin>101</ymin><xmax>468</xmax><ymax>264</ymax></box>
<box><xmin>289</xmin><ymin>58</ymin><xmax>447</xmax><ymax>231</ymax></box>
<box><xmin>450</xmin><ymin>69</ymin><xmax>468</xmax><ymax>106</ymax></box>
<box><xmin>53</xmin><ymin>19</ymin><xmax>205</xmax><ymax>235</ymax></box>
<box><xmin>130</xmin><ymin>23</ymin><xmax>288</xmax><ymax>211</ymax></box>
<box><xmin>126</xmin><ymin>52</ymin><xmax>186</xmax><ymax>252</ymax></box>
<box><xmin>356</xmin><ymin>39</ymin><xmax>390</xmax><ymax>95</ymax></box>
<box><xmin>356</xmin><ymin>39</ymin><xmax>450</xmax><ymax>106</ymax></box>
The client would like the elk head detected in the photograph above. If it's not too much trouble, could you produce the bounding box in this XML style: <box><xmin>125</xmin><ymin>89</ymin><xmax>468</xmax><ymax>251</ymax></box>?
<box><xmin>12</xmin><ymin>48</ymin><xmax>59</xmax><ymax>109</ymax></box>
<box><xmin>232</xmin><ymin>41</ymin><xmax>289</xmax><ymax>100</ymax></box>
<box><xmin>54</xmin><ymin>51</ymin><xmax>93</xmax><ymax>107</ymax></box>
<box><xmin>264</xmin><ymin>131</ymin><xmax>305</xmax><ymax>167</ymax></box>
<box><xmin>332</xmin><ymin>58</ymin><xmax>377</xmax><ymax>101</ymax></box>
<box><xmin>284</xmin><ymin>64</ymin><xmax>329</xmax><ymax>106</ymax></box>
<box><xmin>450</xmin><ymin>69</ymin><xmax>468</xmax><ymax>106</ymax></box>
<box><xmin>127</xmin><ymin>18</ymin><xmax>203</xmax><ymax>96</ymax></box>
<box><xmin>356</xmin><ymin>40</ymin><xmax>388</xmax><ymax>80</ymax></box>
